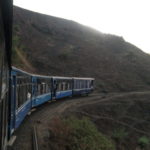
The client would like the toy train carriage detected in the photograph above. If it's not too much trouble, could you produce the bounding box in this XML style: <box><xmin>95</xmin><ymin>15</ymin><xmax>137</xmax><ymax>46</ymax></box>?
<box><xmin>32</xmin><ymin>75</ymin><xmax>52</xmax><ymax>107</ymax></box>
<box><xmin>10</xmin><ymin>67</ymin><xmax>32</xmax><ymax>134</ymax></box>
<box><xmin>52</xmin><ymin>76</ymin><xmax>73</xmax><ymax>99</ymax></box>
<box><xmin>73</xmin><ymin>77</ymin><xmax>94</xmax><ymax>96</ymax></box>
<box><xmin>9</xmin><ymin>67</ymin><xmax>95</xmax><ymax>137</ymax></box>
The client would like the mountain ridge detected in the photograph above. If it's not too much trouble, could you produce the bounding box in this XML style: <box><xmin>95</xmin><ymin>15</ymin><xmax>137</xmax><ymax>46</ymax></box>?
<box><xmin>13</xmin><ymin>6</ymin><xmax>150</xmax><ymax>92</ymax></box>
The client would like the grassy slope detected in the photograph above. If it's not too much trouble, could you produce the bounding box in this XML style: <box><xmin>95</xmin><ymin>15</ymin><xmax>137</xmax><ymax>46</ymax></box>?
<box><xmin>13</xmin><ymin>6</ymin><xmax>150</xmax><ymax>92</ymax></box>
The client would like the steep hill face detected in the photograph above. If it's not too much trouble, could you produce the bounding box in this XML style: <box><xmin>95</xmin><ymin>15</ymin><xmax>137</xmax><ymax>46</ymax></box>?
<box><xmin>13</xmin><ymin>6</ymin><xmax>150</xmax><ymax>92</ymax></box>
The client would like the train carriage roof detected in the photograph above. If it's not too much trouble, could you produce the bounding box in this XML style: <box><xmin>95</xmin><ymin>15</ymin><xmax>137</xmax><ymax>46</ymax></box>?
<box><xmin>12</xmin><ymin>67</ymin><xmax>94</xmax><ymax>81</ymax></box>
<box><xmin>12</xmin><ymin>66</ymin><xmax>32</xmax><ymax>76</ymax></box>
<box><xmin>52</xmin><ymin>76</ymin><xmax>72</xmax><ymax>80</ymax></box>
<box><xmin>32</xmin><ymin>74</ymin><xmax>52</xmax><ymax>79</ymax></box>
<box><xmin>73</xmin><ymin>77</ymin><xmax>95</xmax><ymax>80</ymax></box>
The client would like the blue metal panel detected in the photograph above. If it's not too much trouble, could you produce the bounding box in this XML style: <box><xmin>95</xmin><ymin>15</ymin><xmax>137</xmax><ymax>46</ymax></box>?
<box><xmin>9</xmin><ymin>76</ymin><xmax>16</xmax><ymax>136</ymax></box>
<box><xmin>56</xmin><ymin>90</ymin><xmax>72</xmax><ymax>99</ymax></box>
<box><xmin>31</xmin><ymin>76</ymin><xmax>36</xmax><ymax>107</ymax></box>
<box><xmin>15</xmin><ymin>100</ymin><xmax>31</xmax><ymax>129</ymax></box>
<box><xmin>32</xmin><ymin>93</ymin><xmax>52</xmax><ymax>107</ymax></box>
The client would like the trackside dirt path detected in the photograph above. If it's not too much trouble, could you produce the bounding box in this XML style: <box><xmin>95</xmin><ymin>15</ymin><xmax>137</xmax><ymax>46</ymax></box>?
<box><xmin>12</xmin><ymin>91</ymin><xmax>150</xmax><ymax>150</ymax></box>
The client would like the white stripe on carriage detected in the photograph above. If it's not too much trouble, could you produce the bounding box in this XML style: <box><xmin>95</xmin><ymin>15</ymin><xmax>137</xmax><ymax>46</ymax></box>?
<box><xmin>16</xmin><ymin>99</ymin><xmax>31</xmax><ymax>113</ymax></box>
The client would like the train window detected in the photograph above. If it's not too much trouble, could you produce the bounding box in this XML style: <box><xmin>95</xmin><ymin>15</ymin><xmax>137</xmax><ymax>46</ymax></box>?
<box><xmin>57</xmin><ymin>82</ymin><xmax>60</xmax><ymax>91</ymax></box>
<box><xmin>68</xmin><ymin>83</ymin><xmax>70</xmax><ymax>90</ymax></box>
<box><xmin>45</xmin><ymin>84</ymin><xmax>48</xmax><ymax>93</ymax></box>
<box><xmin>46</xmin><ymin>84</ymin><xmax>48</xmax><ymax>93</ymax></box>
<box><xmin>59</xmin><ymin>82</ymin><xmax>62</xmax><ymax>91</ymax></box>
<box><xmin>85</xmin><ymin>80</ymin><xmax>87</xmax><ymax>88</ymax></box>
<box><xmin>40</xmin><ymin>84</ymin><xmax>43</xmax><ymax>94</ymax></box>
<box><xmin>44</xmin><ymin>83</ymin><xmax>46</xmax><ymax>93</ymax></box>
<box><xmin>46</xmin><ymin>84</ymin><xmax>49</xmax><ymax>93</ymax></box>
<box><xmin>76</xmin><ymin>80</ymin><xmax>78</xmax><ymax>89</ymax></box>
<box><xmin>15</xmin><ymin>76</ymin><xmax>32</xmax><ymax>108</ymax></box>
<box><xmin>41</xmin><ymin>83</ymin><xmax>44</xmax><ymax>94</ymax></box>
<box><xmin>38</xmin><ymin>84</ymin><xmax>41</xmax><ymax>95</ymax></box>
<box><xmin>79</xmin><ymin>81</ymin><xmax>81</xmax><ymax>89</ymax></box>
<box><xmin>80</xmin><ymin>81</ymin><xmax>82</xmax><ymax>89</ymax></box>
<box><xmin>60</xmin><ymin>82</ymin><xmax>63</xmax><ymax>91</ymax></box>
<box><xmin>74</xmin><ymin>80</ymin><xmax>76</xmax><ymax>89</ymax></box>
<box><xmin>65</xmin><ymin>82</ymin><xmax>68</xmax><ymax>90</ymax></box>
<box><xmin>86</xmin><ymin>81</ymin><xmax>88</xmax><ymax>88</ymax></box>
<box><xmin>36</xmin><ymin>78</ymin><xmax>51</xmax><ymax>95</ymax></box>
<box><xmin>80</xmin><ymin>81</ymin><xmax>81</xmax><ymax>89</ymax></box>
<box><xmin>82</xmin><ymin>81</ymin><xmax>84</xmax><ymax>89</ymax></box>
<box><xmin>81</xmin><ymin>81</ymin><xmax>83</xmax><ymax>89</ymax></box>
<box><xmin>77</xmin><ymin>81</ymin><xmax>79</xmax><ymax>89</ymax></box>
<box><xmin>69</xmin><ymin>81</ymin><xmax>72</xmax><ymax>90</ymax></box>
<box><xmin>91</xmin><ymin>80</ymin><xmax>94</xmax><ymax>88</ymax></box>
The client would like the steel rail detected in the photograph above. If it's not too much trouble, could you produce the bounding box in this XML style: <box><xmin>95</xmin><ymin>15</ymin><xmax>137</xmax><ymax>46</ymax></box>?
<box><xmin>32</xmin><ymin>126</ymin><xmax>39</xmax><ymax>150</ymax></box>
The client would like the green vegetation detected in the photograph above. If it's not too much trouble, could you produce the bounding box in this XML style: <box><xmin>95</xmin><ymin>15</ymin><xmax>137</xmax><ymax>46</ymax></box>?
<box><xmin>12</xmin><ymin>34</ymin><xmax>26</xmax><ymax>66</ymax></box>
<box><xmin>13</xmin><ymin>25</ymin><xmax>20</xmax><ymax>32</ymax></box>
<box><xmin>138</xmin><ymin>136</ymin><xmax>150</xmax><ymax>149</ymax></box>
<box><xmin>58</xmin><ymin>52</ymin><xmax>69</xmax><ymax>60</ymax></box>
<box><xmin>112</xmin><ymin>128</ymin><xmax>128</xmax><ymax>142</ymax></box>
<box><xmin>12</xmin><ymin>35</ymin><xmax>20</xmax><ymax>64</ymax></box>
<box><xmin>48</xmin><ymin>116</ymin><xmax>115</xmax><ymax>150</ymax></box>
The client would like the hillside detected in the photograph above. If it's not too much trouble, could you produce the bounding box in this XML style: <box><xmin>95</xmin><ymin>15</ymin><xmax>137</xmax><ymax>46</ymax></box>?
<box><xmin>13</xmin><ymin>92</ymin><xmax>150</xmax><ymax>150</ymax></box>
<box><xmin>13</xmin><ymin>6</ymin><xmax>150</xmax><ymax>92</ymax></box>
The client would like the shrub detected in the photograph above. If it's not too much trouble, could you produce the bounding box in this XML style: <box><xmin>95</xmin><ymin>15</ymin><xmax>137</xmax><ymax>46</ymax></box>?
<box><xmin>112</xmin><ymin>128</ymin><xmax>128</xmax><ymax>142</ymax></box>
<box><xmin>138</xmin><ymin>136</ymin><xmax>150</xmax><ymax>149</ymax></box>
<box><xmin>48</xmin><ymin>116</ymin><xmax>115</xmax><ymax>150</ymax></box>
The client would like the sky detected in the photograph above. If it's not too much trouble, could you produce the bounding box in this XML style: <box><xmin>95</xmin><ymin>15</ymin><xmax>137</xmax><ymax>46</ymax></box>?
<box><xmin>14</xmin><ymin>0</ymin><xmax>150</xmax><ymax>53</ymax></box>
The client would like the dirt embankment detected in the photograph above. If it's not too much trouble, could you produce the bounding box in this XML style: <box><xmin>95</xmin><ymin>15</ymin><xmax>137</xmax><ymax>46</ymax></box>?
<box><xmin>12</xmin><ymin>91</ymin><xmax>150</xmax><ymax>150</ymax></box>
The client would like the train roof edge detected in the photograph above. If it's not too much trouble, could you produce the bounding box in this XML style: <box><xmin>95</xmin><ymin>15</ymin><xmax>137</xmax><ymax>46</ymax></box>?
<box><xmin>12</xmin><ymin>66</ymin><xmax>95</xmax><ymax>80</ymax></box>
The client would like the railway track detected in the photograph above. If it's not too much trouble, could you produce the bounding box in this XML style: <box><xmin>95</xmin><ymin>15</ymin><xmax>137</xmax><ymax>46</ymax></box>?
<box><xmin>32</xmin><ymin>126</ymin><xmax>39</xmax><ymax>150</ymax></box>
<box><xmin>12</xmin><ymin>91</ymin><xmax>150</xmax><ymax>150</ymax></box>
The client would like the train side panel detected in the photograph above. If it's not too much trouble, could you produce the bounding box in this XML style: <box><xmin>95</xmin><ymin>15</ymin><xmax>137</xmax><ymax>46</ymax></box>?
<box><xmin>52</xmin><ymin>77</ymin><xmax>73</xmax><ymax>99</ymax></box>
<box><xmin>73</xmin><ymin>78</ymin><xmax>94</xmax><ymax>96</ymax></box>
<box><xmin>10</xmin><ymin>68</ymin><xmax>32</xmax><ymax>131</ymax></box>
<box><xmin>31</xmin><ymin>76</ymin><xmax>52</xmax><ymax>107</ymax></box>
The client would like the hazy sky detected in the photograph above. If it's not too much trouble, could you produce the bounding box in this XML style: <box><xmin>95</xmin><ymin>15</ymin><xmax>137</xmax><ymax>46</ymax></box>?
<box><xmin>14</xmin><ymin>0</ymin><xmax>150</xmax><ymax>53</ymax></box>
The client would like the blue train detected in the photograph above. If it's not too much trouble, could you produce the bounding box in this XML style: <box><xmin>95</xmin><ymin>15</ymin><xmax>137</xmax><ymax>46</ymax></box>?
<box><xmin>9</xmin><ymin>67</ymin><xmax>94</xmax><ymax>136</ymax></box>
<box><xmin>0</xmin><ymin>1</ymin><xmax>94</xmax><ymax>149</ymax></box>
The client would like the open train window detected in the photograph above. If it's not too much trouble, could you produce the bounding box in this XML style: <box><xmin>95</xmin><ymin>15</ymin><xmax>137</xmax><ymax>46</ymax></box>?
<box><xmin>16</xmin><ymin>76</ymin><xmax>32</xmax><ymax>108</ymax></box>
<box><xmin>36</xmin><ymin>78</ymin><xmax>51</xmax><ymax>96</ymax></box>
<box><xmin>65</xmin><ymin>82</ymin><xmax>68</xmax><ymax>90</ymax></box>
